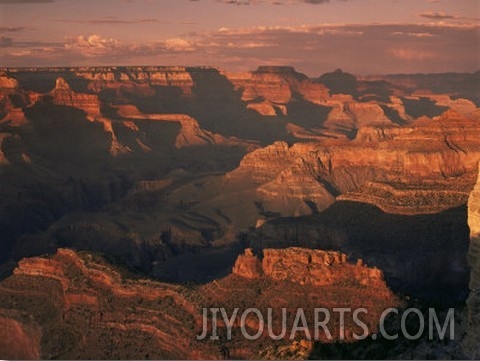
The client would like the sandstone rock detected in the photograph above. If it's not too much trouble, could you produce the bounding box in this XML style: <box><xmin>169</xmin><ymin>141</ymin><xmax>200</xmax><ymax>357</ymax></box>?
<box><xmin>0</xmin><ymin>72</ymin><xmax>19</xmax><ymax>89</ymax></box>
<box><xmin>227</xmin><ymin>71</ymin><xmax>292</xmax><ymax>104</ymax></box>
<box><xmin>230</xmin><ymin>113</ymin><xmax>480</xmax><ymax>216</ymax></box>
<box><xmin>232</xmin><ymin>248</ymin><xmax>263</xmax><ymax>279</ymax></box>
<box><xmin>324</xmin><ymin>99</ymin><xmax>392</xmax><ymax>130</ymax></box>
<box><xmin>247</xmin><ymin>101</ymin><xmax>286</xmax><ymax>116</ymax></box>
<box><xmin>226</xmin><ymin>66</ymin><xmax>329</xmax><ymax>107</ymax></box>
<box><xmin>51</xmin><ymin>77</ymin><xmax>101</xmax><ymax>117</ymax></box>
<box><xmin>234</xmin><ymin>141</ymin><xmax>292</xmax><ymax>183</ymax></box>
<box><xmin>2</xmin><ymin>248</ymin><xmax>205</xmax><ymax>359</ymax></box>
<box><xmin>465</xmin><ymin>163</ymin><xmax>480</xmax><ymax>359</ymax></box>
<box><xmin>233</xmin><ymin>247</ymin><xmax>388</xmax><ymax>289</ymax></box>
<box><xmin>115</xmin><ymin>106</ymin><xmax>236</xmax><ymax>148</ymax></box>
<box><xmin>1</xmin><ymin>106</ymin><xmax>28</xmax><ymax>126</ymax></box>
<box><xmin>0</xmin><ymin>75</ymin><xmax>29</xmax><ymax>126</ymax></box>
<box><xmin>49</xmin><ymin>77</ymin><xmax>134</xmax><ymax>156</ymax></box>
<box><xmin>0</xmin><ymin>248</ymin><xmax>399</xmax><ymax>359</ymax></box>
<box><xmin>0</xmin><ymin>316</ymin><xmax>41</xmax><ymax>360</ymax></box>
<box><xmin>76</xmin><ymin>66</ymin><xmax>194</xmax><ymax>95</ymax></box>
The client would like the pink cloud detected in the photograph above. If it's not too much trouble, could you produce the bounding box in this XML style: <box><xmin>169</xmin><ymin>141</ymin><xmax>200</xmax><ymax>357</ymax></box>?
<box><xmin>65</xmin><ymin>34</ymin><xmax>125</xmax><ymax>57</ymax></box>
<box><xmin>1</xmin><ymin>23</ymin><xmax>478</xmax><ymax>74</ymax></box>
<box><xmin>163</xmin><ymin>38</ymin><xmax>196</xmax><ymax>52</ymax></box>
<box><xmin>389</xmin><ymin>48</ymin><xmax>435</xmax><ymax>60</ymax></box>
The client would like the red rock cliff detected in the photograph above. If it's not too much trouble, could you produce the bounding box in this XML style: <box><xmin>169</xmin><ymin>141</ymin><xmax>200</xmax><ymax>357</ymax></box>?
<box><xmin>0</xmin><ymin>248</ymin><xmax>400</xmax><ymax>359</ymax></box>
<box><xmin>234</xmin><ymin>248</ymin><xmax>386</xmax><ymax>288</ymax></box>
<box><xmin>465</xmin><ymin>164</ymin><xmax>480</xmax><ymax>358</ymax></box>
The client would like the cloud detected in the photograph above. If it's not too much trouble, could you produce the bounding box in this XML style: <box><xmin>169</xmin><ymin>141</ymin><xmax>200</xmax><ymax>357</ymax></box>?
<box><xmin>0</xmin><ymin>26</ymin><xmax>28</xmax><ymax>33</ymax></box>
<box><xmin>59</xmin><ymin>34</ymin><xmax>198</xmax><ymax>61</ymax></box>
<box><xmin>67</xmin><ymin>34</ymin><xmax>122</xmax><ymax>49</ymax></box>
<box><xmin>392</xmin><ymin>31</ymin><xmax>434</xmax><ymax>38</ymax></box>
<box><xmin>418</xmin><ymin>11</ymin><xmax>479</xmax><ymax>24</ymax></box>
<box><xmin>0</xmin><ymin>0</ymin><xmax>54</xmax><ymax>3</ymax></box>
<box><xmin>188</xmin><ymin>23</ymin><xmax>479</xmax><ymax>74</ymax></box>
<box><xmin>55</xmin><ymin>17</ymin><xmax>158</xmax><ymax>25</ymax></box>
<box><xmin>1</xmin><ymin>23</ymin><xmax>478</xmax><ymax>74</ymax></box>
<box><xmin>216</xmin><ymin>0</ymin><xmax>254</xmax><ymax>4</ymax></box>
<box><xmin>163</xmin><ymin>38</ymin><xmax>195</xmax><ymax>51</ymax></box>
<box><xmin>419</xmin><ymin>11</ymin><xmax>456</xmax><ymax>20</ymax></box>
<box><xmin>389</xmin><ymin>48</ymin><xmax>435</xmax><ymax>60</ymax></box>
<box><xmin>64</xmin><ymin>34</ymin><xmax>126</xmax><ymax>57</ymax></box>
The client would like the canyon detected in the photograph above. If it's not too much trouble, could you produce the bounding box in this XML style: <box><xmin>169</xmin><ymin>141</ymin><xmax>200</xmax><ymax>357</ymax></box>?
<box><xmin>0</xmin><ymin>247</ymin><xmax>399</xmax><ymax>359</ymax></box>
<box><xmin>0</xmin><ymin>66</ymin><xmax>479</xmax><ymax>359</ymax></box>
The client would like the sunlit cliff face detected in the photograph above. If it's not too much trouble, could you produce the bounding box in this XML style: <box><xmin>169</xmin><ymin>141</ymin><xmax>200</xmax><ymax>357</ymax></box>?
<box><xmin>465</xmin><ymin>165</ymin><xmax>480</xmax><ymax>359</ymax></box>
<box><xmin>0</xmin><ymin>248</ymin><xmax>399</xmax><ymax>359</ymax></box>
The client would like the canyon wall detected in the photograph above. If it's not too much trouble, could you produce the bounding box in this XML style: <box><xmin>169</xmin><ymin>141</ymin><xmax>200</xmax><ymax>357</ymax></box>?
<box><xmin>465</xmin><ymin>164</ymin><xmax>480</xmax><ymax>358</ymax></box>
<box><xmin>2</xmin><ymin>248</ymin><xmax>211</xmax><ymax>359</ymax></box>
<box><xmin>0</xmin><ymin>248</ymin><xmax>400</xmax><ymax>359</ymax></box>
<box><xmin>231</xmin><ymin>110</ymin><xmax>480</xmax><ymax>217</ymax></box>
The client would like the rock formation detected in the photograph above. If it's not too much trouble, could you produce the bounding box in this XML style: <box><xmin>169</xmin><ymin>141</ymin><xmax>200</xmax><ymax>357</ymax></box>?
<box><xmin>0</xmin><ymin>248</ymin><xmax>399</xmax><ymax>359</ymax></box>
<box><xmin>232</xmin><ymin>248</ymin><xmax>263</xmax><ymax>279</ymax></box>
<box><xmin>226</xmin><ymin>66</ymin><xmax>330</xmax><ymax>108</ymax></box>
<box><xmin>229</xmin><ymin>112</ymin><xmax>480</xmax><ymax>216</ymax></box>
<box><xmin>115</xmin><ymin>105</ymin><xmax>244</xmax><ymax>149</ymax></box>
<box><xmin>0</xmin><ymin>248</ymin><xmax>207</xmax><ymax>359</ymax></box>
<box><xmin>0</xmin><ymin>72</ymin><xmax>19</xmax><ymax>91</ymax></box>
<box><xmin>465</xmin><ymin>163</ymin><xmax>480</xmax><ymax>358</ymax></box>
<box><xmin>0</xmin><ymin>73</ymin><xmax>28</xmax><ymax>126</ymax></box>
<box><xmin>51</xmin><ymin>77</ymin><xmax>101</xmax><ymax>117</ymax></box>
<box><xmin>78</xmin><ymin>66</ymin><xmax>195</xmax><ymax>95</ymax></box>
<box><xmin>234</xmin><ymin>248</ymin><xmax>385</xmax><ymax>288</ymax></box>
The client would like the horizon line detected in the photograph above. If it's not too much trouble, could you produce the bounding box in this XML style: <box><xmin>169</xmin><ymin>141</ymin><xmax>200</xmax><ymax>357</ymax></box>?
<box><xmin>2</xmin><ymin>65</ymin><xmax>479</xmax><ymax>79</ymax></box>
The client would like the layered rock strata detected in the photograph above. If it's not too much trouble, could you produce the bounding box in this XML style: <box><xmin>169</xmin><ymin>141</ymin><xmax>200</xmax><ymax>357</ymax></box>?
<box><xmin>233</xmin><ymin>248</ymin><xmax>384</xmax><ymax>288</ymax></box>
<box><xmin>0</xmin><ymin>248</ymin><xmax>399</xmax><ymax>359</ymax></box>
<box><xmin>465</xmin><ymin>164</ymin><xmax>480</xmax><ymax>358</ymax></box>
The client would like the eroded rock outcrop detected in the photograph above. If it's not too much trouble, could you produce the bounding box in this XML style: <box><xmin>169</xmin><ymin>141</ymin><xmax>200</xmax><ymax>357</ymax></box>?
<box><xmin>232</xmin><ymin>248</ymin><xmax>263</xmax><ymax>279</ymax></box>
<box><xmin>226</xmin><ymin>66</ymin><xmax>330</xmax><ymax>114</ymax></box>
<box><xmin>115</xmin><ymin>105</ymin><xmax>232</xmax><ymax>148</ymax></box>
<box><xmin>0</xmin><ymin>73</ymin><xmax>29</xmax><ymax>126</ymax></box>
<box><xmin>465</xmin><ymin>164</ymin><xmax>480</xmax><ymax>358</ymax></box>
<box><xmin>3</xmin><ymin>248</ymin><xmax>208</xmax><ymax>359</ymax></box>
<box><xmin>49</xmin><ymin>77</ymin><xmax>132</xmax><ymax>156</ymax></box>
<box><xmin>51</xmin><ymin>77</ymin><xmax>101</xmax><ymax>117</ymax></box>
<box><xmin>0</xmin><ymin>72</ymin><xmax>19</xmax><ymax>90</ymax></box>
<box><xmin>77</xmin><ymin>66</ymin><xmax>195</xmax><ymax>95</ymax></box>
<box><xmin>234</xmin><ymin>248</ymin><xmax>385</xmax><ymax>288</ymax></box>
<box><xmin>226</xmin><ymin>141</ymin><xmax>335</xmax><ymax>216</ymax></box>
<box><xmin>0</xmin><ymin>248</ymin><xmax>400</xmax><ymax>359</ymax></box>
<box><xmin>228</xmin><ymin>111</ymin><xmax>480</xmax><ymax>216</ymax></box>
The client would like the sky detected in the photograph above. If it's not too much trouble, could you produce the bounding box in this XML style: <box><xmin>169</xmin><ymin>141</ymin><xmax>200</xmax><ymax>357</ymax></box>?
<box><xmin>0</xmin><ymin>0</ymin><xmax>478</xmax><ymax>75</ymax></box>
